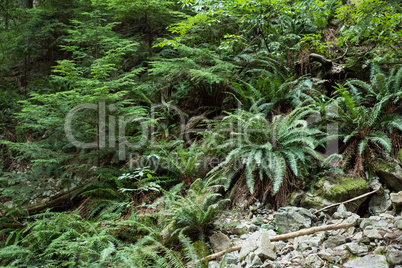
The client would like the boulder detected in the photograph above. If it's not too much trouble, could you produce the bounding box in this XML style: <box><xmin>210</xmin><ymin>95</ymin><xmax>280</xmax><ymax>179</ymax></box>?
<box><xmin>369</xmin><ymin>189</ymin><xmax>393</xmax><ymax>215</ymax></box>
<box><xmin>390</xmin><ymin>191</ymin><xmax>402</xmax><ymax>212</ymax></box>
<box><xmin>301</xmin><ymin>176</ymin><xmax>369</xmax><ymax>212</ymax></box>
<box><xmin>376</xmin><ymin>160</ymin><xmax>402</xmax><ymax>191</ymax></box>
<box><xmin>274</xmin><ymin>206</ymin><xmax>314</xmax><ymax>233</ymax></box>
<box><xmin>343</xmin><ymin>254</ymin><xmax>389</xmax><ymax>268</ymax></box>
<box><xmin>239</xmin><ymin>229</ymin><xmax>276</xmax><ymax>262</ymax></box>
<box><xmin>345</xmin><ymin>242</ymin><xmax>368</xmax><ymax>256</ymax></box>
<box><xmin>386</xmin><ymin>244</ymin><xmax>402</xmax><ymax>265</ymax></box>
<box><xmin>209</xmin><ymin>233</ymin><xmax>230</xmax><ymax>253</ymax></box>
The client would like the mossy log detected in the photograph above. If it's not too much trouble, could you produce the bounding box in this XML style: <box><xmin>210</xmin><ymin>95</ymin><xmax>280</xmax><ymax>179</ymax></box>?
<box><xmin>22</xmin><ymin>185</ymin><xmax>86</xmax><ymax>215</ymax></box>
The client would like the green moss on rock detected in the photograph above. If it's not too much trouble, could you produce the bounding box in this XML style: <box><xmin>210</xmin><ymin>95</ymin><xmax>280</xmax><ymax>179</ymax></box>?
<box><xmin>326</xmin><ymin>176</ymin><xmax>369</xmax><ymax>203</ymax></box>
<box><xmin>376</xmin><ymin>160</ymin><xmax>397</xmax><ymax>171</ymax></box>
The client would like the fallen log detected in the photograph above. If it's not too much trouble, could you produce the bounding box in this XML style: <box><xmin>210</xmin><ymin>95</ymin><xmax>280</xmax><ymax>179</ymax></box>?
<box><xmin>200</xmin><ymin>222</ymin><xmax>353</xmax><ymax>262</ymax></box>
<box><xmin>22</xmin><ymin>185</ymin><xmax>86</xmax><ymax>215</ymax></box>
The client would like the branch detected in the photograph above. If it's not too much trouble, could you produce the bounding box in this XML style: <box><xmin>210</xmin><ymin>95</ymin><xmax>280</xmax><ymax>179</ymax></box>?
<box><xmin>200</xmin><ymin>222</ymin><xmax>353</xmax><ymax>262</ymax></box>
<box><xmin>314</xmin><ymin>189</ymin><xmax>379</xmax><ymax>214</ymax></box>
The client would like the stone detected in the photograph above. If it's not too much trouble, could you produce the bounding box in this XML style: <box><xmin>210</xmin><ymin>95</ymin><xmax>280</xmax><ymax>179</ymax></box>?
<box><xmin>386</xmin><ymin>244</ymin><xmax>402</xmax><ymax>265</ymax></box>
<box><xmin>304</xmin><ymin>253</ymin><xmax>323</xmax><ymax>268</ymax></box>
<box><xmin>225</xmin><ymin>252</ymin><xmax>239</xmax><ymax>265</ymax></box>
<box><xmin>376</xmin><ymin>160</ymin><xmax>402</xmax><ymax>191</ymax></box>
<box><xmin>318</xmin><ymin>248</ymin><xmax>335</xmax><ymax>263</ymax></box>
<box><xmin>363</xmin><ymin>226</ymin><xmax>383</xmax><ymax>239</ymax></box>
<box><xmin>395</xmin><ymin>216</ymin><xmax>402</xmax><ymax>229</ymax></box>
<box><xmin>239</xmin><ymin>229</ymin><xmax>277</xmax><ymax>261</ymax></box>
<box><xmin>253</xmin><ymin>216</ymin><xmax>265</xmax><ymax>226</ymax></box>
<box><xmin>300</xmin><ymin>193</ymin><xmax>334</xmax><ymax>211</ymax></box>
<box><xmin>343</xmin><ymin>254</ymin><xmax>389</xmax><ymax>268</ymax></box>
<box><xmin>345</xmin><ymin>242</ymin><xmax>368</xmax><ymax>256</ymax></box>
<box><xmin>302</xmin><ymin>176</ymin><xmax>369</xmax><ymax>212</ymax></box>
<box><xmin>233</xmin><ymin>222</ymin><xmax>250</xmax><ymax>235</ymax></box>
<box><xmin>274</xmin><ymin>207</ymin><xmax>314</xmax><ymax>233</ymax></box>
<box><xmin>209</xmin><ymin>233</ymin><xmax>230</xmax><ymax>253</ymax></box>
<box><xmin>360</xmin><ymin>216</ymin><xmax>391</xmax><ymax>230</ymax></box>
<box><xmin>369</xmin><ymin>189</ymin><xmax>393</xmax><ymax>215</ymax></box>
<box><xmin>289</xmin><ymin>191</ymin><xmax>305</xmax><ymax>206</ymax></box>
<box><xmin>294</xmin><ymin>233</ymin><xmax>325</xmax><ymax>251</ymax></box>
<box><xmin>323</xmin><ymin>235</ymin><xmax>347</xmax><ymax>248</ymax></box>
<box><xmin>208</xmin><ymin>261</ymin><xmax>219</xmax><ymax>268</ymax></box>
<box><xmin>391</xmin><ymin>191</ymin><xmax>402</xmax><ymax>212</ymax></box>
<box><xmin>261</xmin><ymin>259</ymin><xmax>276</xmax><ymax>268</ymax></box>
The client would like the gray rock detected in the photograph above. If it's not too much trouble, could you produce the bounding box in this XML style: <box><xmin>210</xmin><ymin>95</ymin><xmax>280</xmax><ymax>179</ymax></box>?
<box><xmin>225</xmin><ymin>252</ymin><xmax>240</xmax><ymax>265</ymax></box>
<box><xmin>376</xmin><ymin>160</ymin><xmax>402</xmax><ymax>191</ymax></box>
<box><xmin>253</xmin><ymin>216</ymin><xmax>265</xmax><ymax>226</ymax></box>
<box><xmin>363</xmin><ymin>226</ymin><xmax>383</xmax><ymax>239</ymax></box>
<box><xmin>386</xmin><ymin>244</ymin><xmax>402</xmax><ymax>265</ymax></box>
<box><xmin>239</xmin><ymin>229</ymin><xmax>277</xmax><ymax>261</ymax></box>
<box><xmin>261</xmin><ymin>259</ymin><xmax>276</xmax><ymax>268</ymax></box>
<box><xmin>289</xmin><ymin>191</ymin><xmax>305</xmax><ymax>206</ymax></box>
<box><xmin>323</xmin><ymin>235</ymin><xmax>347</xmax><ymax>248</ymax></box>
<box><xmin>304</xmin><ymin>254</ymin><xmax>323</xmax><ymax>268</ymax></box>
<box><xmin>318</xmin><ymin>248</ymin><xmax>335</xmax><ymax>263</ymax></box>
<box><xmin>395</xmin><ymin>216</ymin><xmax>402</xmax><ymax>229</ymax></box>
<box><xmin>345</xmin><ymin>242</ymin><xmax>368</xmax><ymax>256</ymax></box>
<box><xmin>233</xmin><ymin>222</ymin><xmax>250</xmax><ymax>235</ymax></box>
<box><xmin>391</xmin><ymin>191</ymin><xmax>402</xmax><ymax>212</ymax></box>
<box><xmin>343</xmin><ymin>254</ymin><xmax>389</xmax><ymax>268</ymax></box>
<box><xmin>274</xmin><ymin>207</ymin><xmax>314</xmax><ymax>233</ymax></box>
<box><xmin>210</xmin><ymin>233</ymin><xmax>230</xmax><ymax>253</ymax></box>
<box><xmin>360</xmin><ymin>216</ymin><xmax>391</xmax><ymax>229</ymax></box>
<box><xmin>208</xmin><ymin>261</ymin><xmax>219</xmax><ymax>268</ymax></box>
<box><xmin>369</xmin><ymin>189</ymin><xmax>393</xmax><ymax>215</ymax></box>
<box><xmin>294</xmin><ymin>233</ymin><xmax>325</xmax><ymax>251</ymax></box>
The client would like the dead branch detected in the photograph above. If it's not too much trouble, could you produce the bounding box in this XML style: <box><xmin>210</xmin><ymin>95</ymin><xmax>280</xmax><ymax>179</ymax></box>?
<box><xmin>200</xmin><ymin>222</ymin><xmax>353</xmax><ymax>262</ymax></box>
<box><xmin>314</xmin><ymin>189</ymin><xmax>379</xmax><ymax>214</ymax></box>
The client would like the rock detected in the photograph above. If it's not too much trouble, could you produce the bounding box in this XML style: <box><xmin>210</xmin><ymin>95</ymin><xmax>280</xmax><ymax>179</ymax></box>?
<box><xmin>360</xmin><ymin>216</ymin><xmax>391</xmax><ymax>230</ymax></box>
<box><xmin>345</xmin><ymin>242</ymin><xmax>368</xmax><ymax>256</ymax></box>
<box><xmin>289</xmin><ymin>191</ymin><xmax>305</xmax><ymax>206</ymax></box>
<box><xmin>391</xmin><ymin>191</ymin><xmax>402</xmax><ymax>212</ymax></box>
<box><xmin>233</xmin><ymin>222</ymin><xmax>250</xmax><ymax>235</ymax></box>
<box><xmin>333</xmin><ymin>203</ymin><xmax>351</xmax><ymax>219</ymax></box>
<box><xmin>386</xmin><ymin>244</ymin><xmax>402</xmax><ymax>265</ymax></box>
<box><xmin>225</xmin><ymin>252</ymin><xmax>239</xmax><ymax>265</ymax></box>
<box><xmin>300</xmin><ymin>193</ymin><xmax>334</xmax><ymax>211</ymax></box>
<box><xmin>323</xmin><ymin>235</ymin><xmax>347</xmax><ymax>248</ymax></box>
<box><xmin>318</xmin><ymin>248</ymin><xmax>335</xmax><ymax>263</ymax></box>
<box><xmin>208</xmin><ymin>261</ymin><xmax>219</xmax><ymax>268</ymax></box>
<box><xmin>304</xmin><ymin>253</ymin><xmax>323</xmax><ymax>268</ymax></box>
<box><xmin>370</xmin><ymin>178</ymin><xmax>384</xmax><ymax>194</ymax></box>
<box><xmin>395</xmin><ymin>216</ymin><xmax>402</xmax><ymax>229</ymax></box>
<box><xmin>294</xmin><ymin>233</ymin><xmax>325</xmax><ymax>251</ymax></box>
<box><xmin>261</xmin><ymin>259</ymin><xmax>276</xmax><ymax>268</ymax></box>
<box><xmin>369</xmin><ymin>189</ymin><xmax>393</xmax><ymax>215</ymax></box>
<box><xmin>274</xmin><ymin>207</ymin><xmax>314</xmax><ymax>233</ymax></box>
<box><xmin>363</xmin><ymin>226</ymin><xmax>383</xmax><ymax>239</ymax></box>
<box><xmin>253</xmin><ymin>216</ymin><xmax>265</xmax><ymax>226</ymax></box>
<box><xmin>239</xmin><ymin>229</ymin><xmax>276</xmax><ymax>262</ymax></box>
<box><xmin>301</xmin><ymin>176</ymin><xmax>369</xmax><ymax>212</ymax></box>
<box><xmin>343</xmin><ymin>254</ymin><xmax>389</xmax><ymax>268</ymax></box>
<box><xmin>209</xmin><ymin>233</ymin><xmax>230</xmax><ymax>253</ymax></box>
<box><xmin>376</xmin><ymin>159</ymin><xmax>402</xmax><ymax>191</ymax></box>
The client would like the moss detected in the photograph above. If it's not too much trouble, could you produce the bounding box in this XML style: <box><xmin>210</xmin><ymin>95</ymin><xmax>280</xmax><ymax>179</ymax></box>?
<box><xmin>376</xmin><ymin>160</ymin><xmax>397</xmax><ymax>171</ymax></box>
<box><xmin>325</xmin><ymin>176</ymin><xmax>368</xmax><ymax>202</ymax></box>
<box><xmin>398</xmin><ymin>149</ymin><xmax>402</xmax><ymax>163</ymax></box>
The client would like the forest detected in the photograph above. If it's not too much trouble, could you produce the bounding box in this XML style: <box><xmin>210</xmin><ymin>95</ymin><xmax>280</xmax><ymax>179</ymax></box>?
<box><xmin>0</xmin><ymin>0</ymin><xmax>401</xmax><ymax>267</ymax></box>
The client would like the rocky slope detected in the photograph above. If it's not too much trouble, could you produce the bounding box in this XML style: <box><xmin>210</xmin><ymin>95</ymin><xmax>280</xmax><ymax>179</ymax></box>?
<box><xmin>207</xmin><ymin>180</ymin><xmax>402</xmax><ymax>268</ymax></box>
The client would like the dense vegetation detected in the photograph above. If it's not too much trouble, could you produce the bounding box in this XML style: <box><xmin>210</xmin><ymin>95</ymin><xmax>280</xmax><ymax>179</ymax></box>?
<box><xmin>0</xmin><ymin>0</ymin><xmax>401</xmax><ymax>266</ymax></box>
